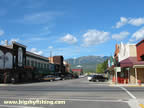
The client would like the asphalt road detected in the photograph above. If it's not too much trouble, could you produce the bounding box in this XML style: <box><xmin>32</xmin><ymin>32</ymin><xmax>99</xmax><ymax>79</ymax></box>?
<box><xmin>0</xmin><ymin>77</ymin><xmax>144</xmax><ymax>108</ymax></box>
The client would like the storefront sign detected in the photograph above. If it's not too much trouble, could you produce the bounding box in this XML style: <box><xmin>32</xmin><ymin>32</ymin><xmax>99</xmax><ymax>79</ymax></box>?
<box><xmin>114</xmin><ymin>67</ymin><xmax>121</xmax><ymax>72</ymax></box>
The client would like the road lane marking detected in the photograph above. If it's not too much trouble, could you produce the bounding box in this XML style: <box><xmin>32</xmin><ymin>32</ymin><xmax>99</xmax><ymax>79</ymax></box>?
<box><xmin>119</xmin><ymin>87</ymin><xmax>136</xmax><ymax>99</ymax></box>
<box><xmin>53</xmin><ymin>98</ymin><xmax>124</xmax><ymax>102</ymax></box>
<box><xmin>0</xmin><ymin>96</ymin><xmax>124</xmax><ymax>102</ymax></box>
<box><xmin>119</xmin><ymin>87</ymin><xmax>143</xmax><ymax>108</ymax></box>
<box><xmin>0</xmin><ymin>96</ymin><xmax>128</xmax><ymax>100</ymax></box>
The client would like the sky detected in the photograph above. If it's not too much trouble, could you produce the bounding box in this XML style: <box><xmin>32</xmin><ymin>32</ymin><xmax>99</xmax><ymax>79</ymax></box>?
<box><xmin>0</xmin><ymin>0</ymin><xmax>144</xmax><ymax>59</ymax></box>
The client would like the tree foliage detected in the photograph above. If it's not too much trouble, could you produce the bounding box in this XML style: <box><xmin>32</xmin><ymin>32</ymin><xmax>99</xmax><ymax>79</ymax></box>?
<box><xmin>96</xmin><ymin>59</ymin><xmax>108</xmax><ymax>73</ymax></box>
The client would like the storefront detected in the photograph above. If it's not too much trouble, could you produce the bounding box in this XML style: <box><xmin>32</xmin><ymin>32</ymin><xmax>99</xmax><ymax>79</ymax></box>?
<box><xmin>120</xmin><ymin>57</ymin><xmax>144</xmax><ymax>84</ymax></box>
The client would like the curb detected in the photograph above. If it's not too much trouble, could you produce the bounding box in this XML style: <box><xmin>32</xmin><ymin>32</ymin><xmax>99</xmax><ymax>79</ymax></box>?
<box><xmin>109</xmin><ymin>84</ymin><xmax>144</xmax><ymax>87</ymax></box>
<box><xmin>0</xmin><ymin>84</ymin><xmax>12</xmax><ymax>86</ymax></box>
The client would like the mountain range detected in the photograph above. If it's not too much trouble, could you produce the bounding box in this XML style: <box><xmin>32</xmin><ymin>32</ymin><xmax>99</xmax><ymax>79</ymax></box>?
<box><xmin>65</xmin><ymin>56</ymin><xmax>109</xmax><ymax>73</ymax></box>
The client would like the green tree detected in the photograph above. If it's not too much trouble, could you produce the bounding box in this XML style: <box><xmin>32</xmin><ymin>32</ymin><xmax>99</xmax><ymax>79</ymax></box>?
<box><xmin>96</xmin><ymin>63</ymin><xmax>103</xmax><ymax>73</ymax></box>
<box><xmin>96</xmin><ymin>59</ymin><xmax>108</xmax><ymax>73</ymax></box>
<box><xmin>102</xmin><ymin>59</ymin><xmax>108</xmax><ymax>71</ymax></box>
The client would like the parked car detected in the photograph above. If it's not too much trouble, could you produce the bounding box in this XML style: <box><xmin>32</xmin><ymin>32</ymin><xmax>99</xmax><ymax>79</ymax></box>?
<box><xmin>64</xmin><ymin>75</ymin><xmax>73</xmax><ymax>80</ymax></box>
<box><xmin>73</xmin><ymin>74</ymin><xmax>79</xmax><ymax>79</ymax></box>
<box><xmin>90</xmin><ymin>75</ymin><xmax>108</xmax><ymax>82</ymax></box>
<box><xmin>79</xmin><ymin>75</ymin><xmax>86</xmax><ymax>78</ymax></box>
<box><xmin>87</xmin><ymin>75</ymin><xmax>93</xmax><ymax>81</ymax></box>
<box><xmin>54</xmin><ymin>76</ymin><xmax>61</xmax><ymax>81</ymax></box>
<box><xmin>60</xmin><ymin>75</ymin><xmax>65</xmax><ymax>80</ymax></box>
<box><xmin>40</xmin><ymin>75</ymin><xmax>55</xmax><ymax>81</ymax></box>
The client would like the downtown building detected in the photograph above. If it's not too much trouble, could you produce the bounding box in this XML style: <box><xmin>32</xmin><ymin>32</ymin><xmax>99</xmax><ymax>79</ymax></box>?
<box><xmin>0</xmin><ymin>40</ymin><xmax>70</xmax><ymax>83</ymax></box>
<box><xmin>108</xmin><ymin>40</ymin><xmax>144</xmax><ymax>84</ymax></box>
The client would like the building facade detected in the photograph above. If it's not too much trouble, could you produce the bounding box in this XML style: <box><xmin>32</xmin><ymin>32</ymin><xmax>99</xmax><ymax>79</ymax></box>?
<box><xmin>0</xmin><ymin>41</ymin><xmax>68</xmax><ymax>83</ymax></box>
<box><xmin>118</xmin><ymin>42</ymin><xmax>137</xmax><ymax>62</ymax></box>
<box><xmin>109</xmin><ymin>40</ymin><xmax>144</xmax><ymax>84</ymax></box>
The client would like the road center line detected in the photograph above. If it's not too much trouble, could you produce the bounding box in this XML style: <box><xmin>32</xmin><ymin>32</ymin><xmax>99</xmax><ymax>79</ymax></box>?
<box><xmin>119</xmin><ymin>87</ymin><xmax>136</xmax><ymax>99</ymax></box>
<box><xmin>0</xmin><ymin>96</ymin><xmax>124</xmax><ymax>102</ymax></box>
<box><xmin>48</xmin><ymin>98</ymin><xmax>123</xmax><ymax>102</ymax></box>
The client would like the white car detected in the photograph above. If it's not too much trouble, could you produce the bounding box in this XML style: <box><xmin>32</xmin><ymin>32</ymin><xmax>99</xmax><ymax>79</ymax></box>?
<box><xmin>55</xmin><ymin>76</ymin><xmax>61</xmax><ymax>81</ymax></box>
<box><xmin>87</xmin><ymin>75</ymin><xmax>93</xmax><ymax>81</ymax></box>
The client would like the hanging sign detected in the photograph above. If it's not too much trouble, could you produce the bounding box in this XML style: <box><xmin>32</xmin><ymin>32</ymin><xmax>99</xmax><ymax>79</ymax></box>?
<box><xmin>114</xmin><ymin>67</ymin><xmax>121</xmax><ymax>72</ymax></box>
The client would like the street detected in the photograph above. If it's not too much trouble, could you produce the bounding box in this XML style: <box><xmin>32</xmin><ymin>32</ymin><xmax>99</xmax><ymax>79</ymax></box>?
<box><xmin>0</xmin><ymin>77</ymin><xmax>144</xmax><ymax>108</ymax></box>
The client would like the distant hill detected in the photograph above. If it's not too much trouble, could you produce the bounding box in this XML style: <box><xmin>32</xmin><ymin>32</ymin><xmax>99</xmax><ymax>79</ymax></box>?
<box><xmin>65</xmin><ymin>56</ymin><xmax>109</xmax><ymax>73</ymax></box>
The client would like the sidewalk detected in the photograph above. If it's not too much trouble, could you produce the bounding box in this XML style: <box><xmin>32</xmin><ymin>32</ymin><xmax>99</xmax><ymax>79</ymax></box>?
<box><xmin>138</xmin><ymin>100</ymin><xmax>144</xmax><ymax>108</ymax></box>
<box><xmin>108</xmin><ymin>80</ymin><xmax>144</xmax><ymax>87</ymax></box>
<box><xmin>0</xmin><ymin>84</ymin><xmax>14</xmax><ymax>86</ymax></box>
<box><xmin>109</xmin><ymin>83</ymin><xmax>144</xmax><ymax>87</ymax></box>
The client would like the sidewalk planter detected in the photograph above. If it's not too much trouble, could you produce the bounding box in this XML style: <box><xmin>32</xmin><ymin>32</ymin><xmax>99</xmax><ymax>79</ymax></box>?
<box><xmin>138</xmin><ymin>80</ymin><xmax>141</xmax><ymax>86</ymax></box>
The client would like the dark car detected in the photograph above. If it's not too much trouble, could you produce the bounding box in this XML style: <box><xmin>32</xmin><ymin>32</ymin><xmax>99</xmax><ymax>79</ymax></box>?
<box><xmin>90</xmin><ymin>75</ymin><xmax>108</xmax><ymax>82</ymax></box>
<box><xmin>64</xmin><ymin>74</ymin><xmax>73</xmax><ymax>80</ymax></box>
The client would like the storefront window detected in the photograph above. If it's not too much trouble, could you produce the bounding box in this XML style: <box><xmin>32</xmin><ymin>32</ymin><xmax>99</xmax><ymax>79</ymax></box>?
<box><xmin>31</xmin><ymin>61</ymin><xmax>34</xmax><ymax>67</ymax></box>
<box><xmin>41</xmin><ymin>64</ymin><xmax>43</xmax><ymax>69</ymax></box>
<box><xmin>47</xmin><ymin>64</ymin><xmax>49</xmax><ymax>69</ymax></box>
<box><xmin>26</xmin><ymin>60</ymin><xmax>30</xmax><ymax>66</ymax></box>
<box><xmin>35</xmin><ymin>61</ymin><xmax>37</xmax><ymax>67</ymax></box>
<box><xmin>44</xmin><ymin>64</ymin><xmax>46</xmax><ymax>69</ymax></box>
<box><xmin>38</xmin><ymin>63</ymin><xmax>40</xmax><ymax>68</ymax></box>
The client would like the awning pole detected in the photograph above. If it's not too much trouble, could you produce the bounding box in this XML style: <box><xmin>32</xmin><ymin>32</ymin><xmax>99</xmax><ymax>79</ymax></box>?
<box><xmin>135</xmin><ymin>68</ymin><xmax>138</xmax><ymax>84</ymax></box>
<box><xmin>116</xmin><ymin>71</ymin><xmax>117</xmax><ymax>84</ymax></box>
<box><xmin>128</xmin><ymin>68</ymin><xmax>129</xmax><ymax>84</ymax></box>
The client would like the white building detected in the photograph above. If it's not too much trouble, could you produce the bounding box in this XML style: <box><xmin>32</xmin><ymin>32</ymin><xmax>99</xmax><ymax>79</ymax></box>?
<box><xmin>118</xmin><ymin>42</ymin><xmax>137</xmax><ymax>62</ymax></box>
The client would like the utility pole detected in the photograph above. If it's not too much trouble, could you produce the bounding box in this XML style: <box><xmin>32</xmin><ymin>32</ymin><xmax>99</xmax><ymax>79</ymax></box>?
<box><xmin>49</xmin><ymin>47</ymin><xmax>63</xmax><ymax>63</ymax></box>
<box><xmin>49</xmin><ymin>50</ymin><xmax>52</xmax><ymax>63</ymax></box>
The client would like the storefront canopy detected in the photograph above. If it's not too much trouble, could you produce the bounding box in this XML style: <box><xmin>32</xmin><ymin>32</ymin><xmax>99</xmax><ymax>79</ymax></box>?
<box><xmin>120</xmin><ymin>57</ymin><xmax>144</xmax><ymax>68</ymax></box>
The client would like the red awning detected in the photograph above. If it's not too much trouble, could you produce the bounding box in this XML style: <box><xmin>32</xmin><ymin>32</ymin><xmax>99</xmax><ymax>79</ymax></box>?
<box><xmin>120</xmin><ymin>57</ymin><xmax>144</xmax><ymax>68</ymax></box>
<box><xmin>72</xmin><ymin>69</ymin><xmax>82</xmax><ymax>72</ymax></box>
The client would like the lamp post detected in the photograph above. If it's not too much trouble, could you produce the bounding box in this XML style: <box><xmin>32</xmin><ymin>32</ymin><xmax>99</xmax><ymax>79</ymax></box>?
<box><xmin>126</xmin><ymin>68</ymin><xmax>130</xmax><ymax>84</ymax></box>
<box><xmin>49</xmin><ymin>47</ymin><xmax>63</xmax><ymax>61</ymax></box>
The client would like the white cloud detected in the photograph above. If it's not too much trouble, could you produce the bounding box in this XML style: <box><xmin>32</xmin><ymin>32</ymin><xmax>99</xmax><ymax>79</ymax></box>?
<box><xmin>112</xmin><ymin>31</ymin><xmax>130</xmax><ymax>41</ymax></box>
<box><xmin>128</xmin><ymin>18</ymin><xmax>144</xmax><ymax>26</ymax></box>
<box><xmin>114</xmin><ymin>17</ymin><xmax>144</xmax><ymax>28</ymax></box>
<box><xmin>0</xmin><ymin>40</ymin><xmax>5</xmax><ymax>45</ymax></box>
<box><xmin>114</xmin><ymin>17</ymin><xmax>128</xmax><ymax>28</ymax></box>
<box><xmin>9</xmin><ymin>38</ymin><xmax>20</xmax><ymax>43</ymax></box>
<box><xmin>131</xmin><ymin>27</ymin><xmax>144</xmax><ymax>41</ymax></box>
<box><xmin>1</xmin><ymin>38</ymin><xmax>20</xmax><ymax>45</ymax></box>
<box><xmin>15</xmin><ymin>11</ymin><xmax>62</xmax><ymax>24</ymax></box>
<box><xmin>0</xmin><ymin>29</ymin><xmax>4</xmax><ymax>36</ymax></box>
<box><xmin>60</xmin><ymin>34</ymin><xmax>77</xmax><ymax>44</ymax></box>
<box><xmin>82</xmin><ymin>29</ymin><xmax>110</xmax><ymax>47</ymax></box>
<box><xmin>48</xmin><ymin>46</ymin><xmax>53</xmax><ymax>49</ymax></box>
<box><xmin>30</xmin><ymin>48</ymin><xmax>43</xmax><ymax>55</ymax></box>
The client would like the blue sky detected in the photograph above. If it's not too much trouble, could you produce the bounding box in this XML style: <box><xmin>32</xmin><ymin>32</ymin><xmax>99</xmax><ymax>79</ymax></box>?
<box><xmin>0</xmin><ymin>0</ymin><xmax>144</xmax><ymax>59</ymax></box>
